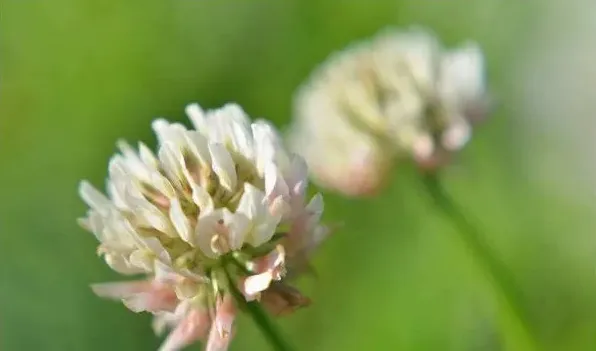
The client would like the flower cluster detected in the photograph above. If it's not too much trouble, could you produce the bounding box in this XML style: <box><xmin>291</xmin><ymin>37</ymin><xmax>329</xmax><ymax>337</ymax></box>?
<box><xmin>79</xmin><ymin>103</ymin><xmax>328</xmax><ymax>351</ymax></box>
<box><xmin>289</xmin><ymin>27</ymin><xmax>489</xmax><ymax>196</ymax></box>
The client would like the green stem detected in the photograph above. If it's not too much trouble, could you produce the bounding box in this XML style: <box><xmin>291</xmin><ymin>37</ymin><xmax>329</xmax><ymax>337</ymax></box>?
<box><xmin>224</xmin><ymin>268</ymin><xmax>296</xmax><ymax>351</ymax></box>
<box><xmin>419</xmin><ymin>173</ymin><xmax>539</xmax><ymax>349</ymax></box>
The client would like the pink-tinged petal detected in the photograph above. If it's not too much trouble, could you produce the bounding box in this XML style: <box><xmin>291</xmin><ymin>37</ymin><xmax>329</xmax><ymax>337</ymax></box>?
<box><xmin>285</xmin><ymin>155</ymin><xmax>309</xmax><ymax>195</ymax></box>
<box><xmin>441</xmin><ymin>122</ymin><xmax>471</xmax><ymax>151</ymax></box>
<box><xmin>92</xmin><ymin>280</ymin><xmax>178</xmax><ymax>313</ymax></box>
<box><xmin>158</xmin><ymin>309</ymin><xmax>211</xmax><ymax>351</ymax></box>
<box><xmin>126</xmin><ymin>286</ymin><xmax>178</xmax><ymax>313</ymax></box>
<box><xmin>311</xmin><ymin>149</ymin><xmax>388</xmax><ymax>197</ymax></box>
<box><xmin>240</xmin><ymin>245</ymin><xmax>287</xmax><ymax>300</ymax></box>
<box><xmin>91</xmin><ymin>281</ymin><xmax>150</xmax><ymax>299</ymax></box>
<box><xmin>264</xmin><ymin>162</ymin><xmax>289</xmax><ymax>200</ymax></box>
<box><xmin>122</xmin><ymin>291</ymin><xmax>177</xmax><ymax>313</ymax></box>
<box><xmin>268</xmin><ymin>195</ymin><xmax>290</xmax><ymax>218</ymax></box>
<box><xmin>412</xmin><ymin>134</ymin><xmax>435</xmax><ymax>161</ymax></box>
<box><xmin>206</xmin><ymin>295</ymin><xmax>237</xmax><ymax>351</ymax></box>
<box><xmin>153</xmin><ymin>300</ymin><xmax>193</xmax><ymax>336</ymax></box>
<box><xmin>153</xmin><ymin>260</ymin><xmax>182</xmax><ymax>284</ymax></box>
<box><xmin>253</xmin><ymin>245</ymin><xmax>285</xmax><ymax>275</ymax></box>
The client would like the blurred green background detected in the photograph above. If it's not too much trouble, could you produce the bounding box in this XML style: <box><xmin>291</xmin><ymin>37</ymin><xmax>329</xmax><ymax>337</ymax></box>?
<box><xmin>3</xmin><ymin>0</ymin><xmax>596</xmax><ymax>350</ymax></box>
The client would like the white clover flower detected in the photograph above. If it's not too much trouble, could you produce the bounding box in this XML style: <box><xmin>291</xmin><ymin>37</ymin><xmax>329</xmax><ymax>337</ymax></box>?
<box><xmin>289</xmin><ymin>27</ymin><xmax>489</xmax><ymax>196</ymax></box>
<box><xmin>79</xmin><ymin>103</ymin><xmax>328</xmax><ymax>351</ymax></box>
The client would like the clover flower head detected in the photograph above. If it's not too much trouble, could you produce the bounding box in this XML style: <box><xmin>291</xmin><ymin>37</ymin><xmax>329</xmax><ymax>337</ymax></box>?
<box><xmin>289</xmin><ymin>27</ymin><xmax>489</xmax><ymax>196</ymax></box>
<box><xmin>79</xmin><ymin>102</ymin><xmax>328</xmax><ymax>351</ymax></box>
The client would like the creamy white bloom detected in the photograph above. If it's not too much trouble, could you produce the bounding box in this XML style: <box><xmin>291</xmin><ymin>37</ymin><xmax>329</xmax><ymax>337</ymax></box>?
<box><xmin>289</xmin><ymin>27</ymin><xmax>489</xmax><ymax>195</ymax></box>
<box><xmin>79</xmin><ymin>102</ymin><xmax>328</xmax><ymax>351</ymax></box>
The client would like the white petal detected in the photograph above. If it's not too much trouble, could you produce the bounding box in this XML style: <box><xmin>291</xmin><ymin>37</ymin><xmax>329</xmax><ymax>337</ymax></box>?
<box><xmin>79</xmin><ymin>211</ymin><xmax>106</xmax><ymax>242</ymax></box>
<box><xmin>137</xmin><ymin>235</ymin><xmax>172</xmax><ymax>264</ymax></box>
<box><xmin>124</xmin><ymin>193</ymin><xmax>173</xmax><ymax>234</ymax></box>
<box><xmin>264</xmin><ymin>162</ymin><xmax>289</xmax><ymax>200</ymax></box>
<box><xmin>440</xmin><ymin>43</ymin><xmax>485</xmax><ymax>104</ymax></box>
<box><xmin>186</xmin><ymin>103</ymin><xmax>207</xmax><ymax>132</ymax></box>
<box><xmin>236</xmin><ymin>183</ymin><xmax>265</xmax><ymax>220</ymax></box>
<box><xmin>122</xmin><ymin>293</ymin><xmax>155</xmax><ymax>313</ymax></box>
<box><xmin>139</xmin><ymin>142</ymin><xmax>160</xmax><ymax>168</ymax></box>
<box><xmin>91</xmin><ymin>281</ymin><xmax>148</xmax><ymax>299</ymax></box>
<box><xmin>158</xmin><ymin>143</ymin><xmax>185</xmax><ymax>190</ymax></box>
<box><xmin>251</xmin><ymin>120</ymin><xmax>285</xmax><ymax>174</ymax></box>
<box><xmin>148</xmin><ymin>171</ymin><xmax>177</xmax><ymax>200</ymax></box>
<box><xmin>96</xmin><ymin>213</ymin><xmax>132</xmax><ymax>248</ymax></box>
<box><xmin>154</xmin><ymin>260</ymin><xmax>180</xmax><ymax>283</ymax></box>
<box><xmin>106</xmin><ymin>180</ymin><xmax>127</xmax><ymax>210</ymax></box>
<box><xmin>195</xmin><ymin>210</ymin><xmax>223</xmax><ymax>258</ymax></box>
<box><xmin>106</xmin><ymin>156</ymin><xmax>130</xmax><ymax>201</ymax></box>
<box><xmin>169</xmin><ymin>198</ymin><xmax>192</xmax><ymax>243</ymax></box>
<box><xmin>441</xmin><ymin>122</ymin><xmax>471</xmax><ymax>151</ymax></box>
<box><xmin>223</xmin><ymin>209</ymin><xmax>249</xmax><ymax>251</ymax></box>
<box><xmin>152</xmin><ymin>119</ymin><xmax>172</xmax><ymax>144</ymax></box>
<box><xmin>219</xmin><ymin>103</ymin><xmax>254</xmax><ymax>159</ymax></box>
<box><xmin>128</xmin><ymin>250</ymin><xmax>154</xmax><ymax>272</ymax></box>
<box><xmin>190</xmin><ymin>182</ymin><xmax>214</xmax><ymax>212</ymax></box>
<box><xmin>104</xmin><ymin>253</ymin><xmax>144</xmax><ymax>275</ymax></box>
<box><xmin>268</xmin><ymin>195</ymin><xmax>291</xmax><ymax>218</ymax></box>
<box><xmin>185</xmin><ymin>130</ymin><xmax>212</xmax><ymax>166</ymax></box>
<box><xmin>241</xmin><ymin>272</ymin><xmax>273</xmax><ymax>299</ymax></box>
<box><xmin>116</xmin><ymin>140</ymin><xmax>149</xmax><ymax>178</ymax></box>
<box><xmin>208</xmin><ymin>143</ymin><xmax>237</xmax><ymax>191</ymax></box>
<box><xmin>235</xmin><ymin>183</ymin><xmax>281</xmax><ymax>247</ymax></box>
<box><xmin>79</xmin><ymin>181</ymin><xmax>112</xmax><ymax>213</ymax></box>
<box><xmin>381</xmin><ymin>27</ymin><xmax>439</xmax><ymax>91</ymax></box>
<box><xmin>153</xmin><ymin>120</ymin><xmax>188</xmax><ymax>146</ymax></box>
<box><xmin>286</xmin><ymin>155</ymin><xmax>309</xmax><ymax>193</ymax></box>
<box><xmin>251</xmin><ymin>218</ymin><xmax>280</xmax><ymax>248</ymax></box>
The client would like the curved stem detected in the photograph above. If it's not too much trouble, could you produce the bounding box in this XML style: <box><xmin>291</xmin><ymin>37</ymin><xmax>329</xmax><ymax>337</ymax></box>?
<box><xmin>419</xmin><ymin>173</ymin><xmax>538</xmax><ymax>349</ymax></box>
<box><xmin>224</xmin><ymin>269</ymin><xmax>296</xmax><ymax>351</ymax></box>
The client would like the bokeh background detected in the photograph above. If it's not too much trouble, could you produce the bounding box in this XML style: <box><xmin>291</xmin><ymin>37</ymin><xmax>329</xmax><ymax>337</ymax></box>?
<box><xmin>3</xmin><ymin>0</ymin><xmax>596</xmax><ymax>350</ymax></box>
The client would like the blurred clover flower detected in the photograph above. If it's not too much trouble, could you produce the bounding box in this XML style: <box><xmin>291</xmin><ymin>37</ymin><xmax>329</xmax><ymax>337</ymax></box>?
<box><xmin>79</xmin><ymin>103</ymin><xmax>328</xmax><ymax>351</ymax></box>
<box><xmin>289</xmin><ymin>27</ymin><xmax>489</xmax><ymax>196</ymax></box>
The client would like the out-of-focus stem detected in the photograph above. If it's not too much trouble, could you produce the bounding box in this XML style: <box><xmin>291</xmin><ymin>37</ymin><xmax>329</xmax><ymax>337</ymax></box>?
<box><xmin>420</xmin><ymin>173</ymin><xmax>539</xmax><ymax>350</ymax></box>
